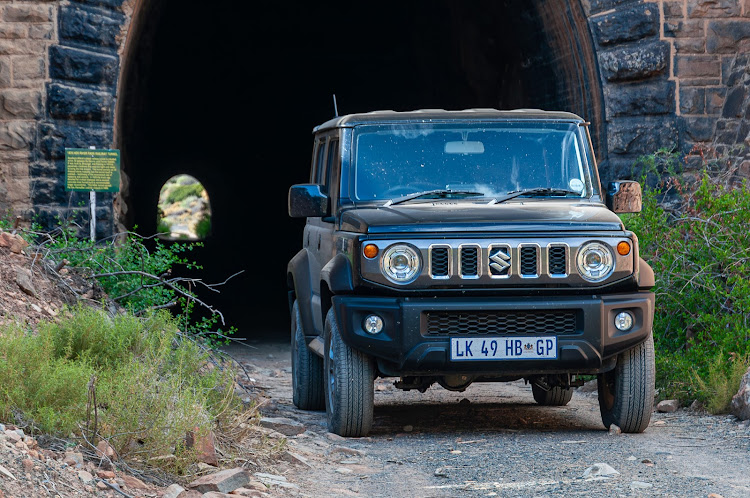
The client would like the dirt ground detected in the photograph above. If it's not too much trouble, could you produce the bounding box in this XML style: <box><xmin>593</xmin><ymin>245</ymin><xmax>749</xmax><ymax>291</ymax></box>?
<box><xmin>229</xmin><ymin>336</ymin><xmax>750</xmax><ymax>498</ymax></box>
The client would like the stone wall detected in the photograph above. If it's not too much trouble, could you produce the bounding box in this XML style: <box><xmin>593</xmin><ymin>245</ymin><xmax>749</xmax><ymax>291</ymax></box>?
<box><xmin>0</xmin><ymin>0</ymin><xmax>748</xmax><ymax>234</ymax></box>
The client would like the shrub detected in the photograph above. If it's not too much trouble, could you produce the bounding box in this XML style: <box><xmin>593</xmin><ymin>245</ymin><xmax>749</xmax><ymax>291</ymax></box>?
<box><xmin>622</xmin><ymin>158</ymin><xmax>750</xmax><ymax>409</ymax></box>
<box><xmin>166</xmin><ymin>184</ymin><xmax>204</xmax><ymax>204</ymax></box>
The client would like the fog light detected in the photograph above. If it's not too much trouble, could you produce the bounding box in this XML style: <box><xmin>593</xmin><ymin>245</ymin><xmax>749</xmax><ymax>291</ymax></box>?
<box><xmin>363</xmin><ymin>314</ymin><xmax>384</xmax><ymax>335</ymax></box>
<box><xmin>614</xmin><ymin>311</ymin><xmax>634</xmax><ymax>331</ymax></box>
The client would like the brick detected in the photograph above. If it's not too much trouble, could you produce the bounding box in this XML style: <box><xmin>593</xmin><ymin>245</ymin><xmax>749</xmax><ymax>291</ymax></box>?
<box><xmin>604</xmin><ymin>80</ymin><xmax>675</xmax><ymax>118</ymax></box>
<box><xmin>39</xmin><ymin>122</ymin><xmax>111</xmax><ymax>159</ymax></box>
<box><xmin>12</xmin><ymin>55</ymin><xmax>44</xmax><ymax>80</ymax></box>
<box><xmin>680</xmin><ymin>87</ymin><xmax>705</xmax><ymax>114</ymax></box>
<box><xmin>3</xmin><ymin>5</ymin><xmax>53</xmax><ymax>23</ymax></box>
<box><xmin>674</xmin><ymin>55</ymin><xmax>721</xmax><ymax>78</ymax></box>
<box><xmin>0</xmin><ymin>39</ymin><xmax>45</xmax><ymax>56</ymax></box>
<box><xmin>28</xmin><ymin>23</ymin><xmax>53</xmax><ymax>40</ymax></box>
<box><xmin>706</xmin><ymin>87</ymin><xmax>727</xmax><ymax>114</ymax></box>
<box><xmin>59</xmin><ymin>5</ymin><xmax>124</xmax><ymax>49</ymax></box>
<box><xmin>680</xmin><ymin>77</ymin><xmax>722</xmax><ymax>86</ymax></box>
<box><xmin>590</xmin><ymin>3</ymin><xmax>658</xmax><ymax>46</ymax></box>
<box><xmin>0</xmin><ymin>122</ymin><xmax>34</xmax><ymax>150</ymax></box>
<box><xmin>688</xmin><ymin>0</ymin><xmax>741</xmax><ymax>18</ymax></box>
<box><xmin>664</xmin><ymin>20</ymin><xmax>704</xmax><ymax>38</ymax></box>
<box><xmin>47</xmin><ymin>83</ymin><xmax>114</xmax><ymax>121</ymax></box>
<box><xmin>680</xmin><ymin>116</ymin><xmax>716</xmax><ymax>141</ymax></box>
<box><xmin>72</xmin><ymin>0</ymin><xmax>128</xmax><ymax>10</ymax></box>
<box><xmin>674</xmin><ymin>38</ymin><xmax>706</xmax><ymax>53</ymax></box>
<box><xmin>0</xmin><ymin>58</ymin><xmax>9</xmax><ymax>87</ymax></box>
<box><xmin>598</xmin><ymin>41</ymin><xmax>669</xmax><ymax>81</ymax></box>
<box><xmin>1</xmin><ymin>89</ymin><xmax>42</xmax><ymax>118</ymax></box>
<box><xmin>663</xmin><ymin>1</ymin><xmax>685</xmax><ymax>18</ymax></box>
<box><xmin>707</xmin><ymin>20</ymin><xmax>750</xmax><ymax>54</ymax></box>
<box><xmin>607</xmin><ymin>116</ymin><xmax>678</xmax><ymax>155</ymax></box>
<box><xmin>49</xmin><ymin>46</ymin><xmax>119</xmax><ymax>86</ymax></box>
<box><xmin>0</xmin><ymin>23</ymin><xmax>28</xmax><ymax>39</ymax></box>
<box><xmin>188</xmin><ymin>468</ymin><xmax>250</xmax><ymax>494</ymax></box>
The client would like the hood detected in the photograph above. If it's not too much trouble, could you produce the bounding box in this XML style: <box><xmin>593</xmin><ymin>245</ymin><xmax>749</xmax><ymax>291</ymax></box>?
<box><xmin>339</xmin><ymin>199</ymin><xmax>625</xmax><ymax>234</ymax></box>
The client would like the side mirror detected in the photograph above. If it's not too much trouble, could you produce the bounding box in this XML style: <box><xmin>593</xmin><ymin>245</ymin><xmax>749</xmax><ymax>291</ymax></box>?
<box><xmin>606</xmin><ymin>180</ymin><xmax>642</xmax><ymax>213</ymax></box>
<box><xmin>288</xmin><ymin>184</ymin><xmax>329</xmax><ymax>218</ymax></box>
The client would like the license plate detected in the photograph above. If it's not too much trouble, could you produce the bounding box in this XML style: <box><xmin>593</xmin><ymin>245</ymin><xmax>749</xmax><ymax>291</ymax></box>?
<box><xmin>450</xmin><ymin>336</ymin><xmax>557</xmax><ymax>361</ymax></box>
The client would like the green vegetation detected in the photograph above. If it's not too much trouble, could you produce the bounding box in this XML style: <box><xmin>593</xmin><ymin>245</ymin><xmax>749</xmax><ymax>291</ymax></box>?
<box><xmin>0</xmin><ymin>307</ymin><xmax>242</xmax><ymax>471</ymax></box>
<box><xmin>622</xmin><ymin>151</ymin><xmax>750</xmax><ymax>412</ymax></box>
<box><xmin>166</xmin><ymin>183</ymin><xmax>205</xmax><ymax>204</ymax></box>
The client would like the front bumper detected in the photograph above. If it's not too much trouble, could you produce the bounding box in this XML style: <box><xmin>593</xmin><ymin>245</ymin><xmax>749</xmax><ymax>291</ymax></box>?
<box><xmin>331</xmin><ymin>292</ymin><xmax>654</xmax><ymax>376</ymax></box>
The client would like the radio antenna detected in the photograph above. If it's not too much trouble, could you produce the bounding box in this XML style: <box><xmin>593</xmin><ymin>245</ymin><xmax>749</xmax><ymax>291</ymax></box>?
<box><xmin>333</xmin><ymin>94</ymin><xmax>339</xmax><ymax>117</ymax></box>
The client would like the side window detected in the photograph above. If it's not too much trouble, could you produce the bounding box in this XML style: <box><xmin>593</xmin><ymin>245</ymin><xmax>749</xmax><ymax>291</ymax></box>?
<box><xmin>325</xmin><ymin>139</ymin><xmax>339</xmax><ymax>188</ymax></box>
<box><xmin>313</xmin><ymin>138</ymin><xmax>327</xmax><ymax>184</ymax></box>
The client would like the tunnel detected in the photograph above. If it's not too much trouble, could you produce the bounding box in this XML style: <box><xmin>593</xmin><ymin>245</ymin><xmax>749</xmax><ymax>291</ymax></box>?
<box><xmin>116</xmin><ymin>0</ymin><xmax>604</xmax><ymax>337</ymax></box>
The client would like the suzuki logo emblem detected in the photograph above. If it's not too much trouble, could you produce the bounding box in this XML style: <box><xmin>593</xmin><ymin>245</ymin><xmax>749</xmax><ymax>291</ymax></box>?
<box><xmin>489</xmin><ymin>247</ymin><xmax>510</xmax><ymax>275</ymax></box>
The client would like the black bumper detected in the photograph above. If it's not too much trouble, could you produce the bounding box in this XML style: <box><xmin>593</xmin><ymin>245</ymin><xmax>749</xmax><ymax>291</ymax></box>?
<box><xmin>331</xmin><ymin>292</ymin><xmax>654</xmax><ymax>376</ymax></box>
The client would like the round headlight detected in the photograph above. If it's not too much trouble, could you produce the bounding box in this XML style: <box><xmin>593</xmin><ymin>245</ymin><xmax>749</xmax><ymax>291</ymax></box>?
<box><xmin>381</xmin><ymin>244</ymin><xmax>421</xmax><ymax>284</ymax></box>
<box><xmin>576</xmin><ymin>242</ymin><xmax>614</xmax><ymax>282</ymax></box>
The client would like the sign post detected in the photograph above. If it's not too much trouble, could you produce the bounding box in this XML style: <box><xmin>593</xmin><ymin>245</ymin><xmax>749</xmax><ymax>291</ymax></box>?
<box><xmin>64</xmin><ymin>148</ymin><xmax>121</xmax><ymax>242</ymax></box>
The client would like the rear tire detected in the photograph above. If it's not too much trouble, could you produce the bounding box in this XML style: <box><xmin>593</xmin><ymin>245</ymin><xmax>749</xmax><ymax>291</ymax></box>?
<box><xmin>532</xmin><ymin>384</ymin><xmax>573</xmax><ymax>406</ymax></box>
<box><xmin>291</xmin><ymin>300</ymin><xmax>324</xmax><ymax>410</ymax></box>
<box><xmin>598</xmin><ymin>334</ymin><xmax>655</xmax><ymax>433</ymax></box>
<box><xmin>324</xmin><ymin>308</ymin><xmax>375</xmax><ymax>437</ymax></box>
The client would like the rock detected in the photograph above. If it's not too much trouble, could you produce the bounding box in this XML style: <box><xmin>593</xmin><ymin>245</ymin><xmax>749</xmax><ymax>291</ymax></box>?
<box><xmin>203</xmin><ymin>493</ymin><xmax>236</xmax><ymax>498</ymax></box>
<box><xmin>656</xmin><ymin>400</ymin><xmax>680</xmax><ymax>413</ymax></box>
<box><xmin>707</xmin><ymin>494</ymin><xmax>724</xmax><ymax>498</ymax></box>
<box><xmin>253</xmin><ymin>473</ymin><xmax>299</xmax><ymax>489</ymax></box>
<box><xmin>188</xmin><ymin>468</ymin><xmax>250</xmax><ymax>494</ymax></box>
<box><xmin>434</xmin><ymin>467</ymin><xmax>449</xmax><ymax>478</ymax></box>
<box><xmin>335</xmin><ymin>467</ymin><xmax>353</xmax><ymax>475</ymax></box>
<box><xmin>281</xmin><ymin>451</ymin><xmax>310</xmax><ymax>467</ymax></box>
<box><xmin>730</xmin><ymin>367</ymin><xmax>750</xmax><ymax>421</ymax></box>
<box><xmin>77</xmin><ymin>470</ymin><xmax>94</xmax><ymax>483</ymax></box>
<box><xmin>96</xmin><ymin>440</ymin><xmax>116</xmax><ymax>459</ymax></box>
<box><xmin>230</xmin><ymin>488</ymin><xmax>265</xmax><ymax>497</ymax></box>
<box><xmin>578</xmin><ymin>379</ymin><xmax>598</xmax><ymax>393</ymax></box>
<box><xmin>22</xmin><ymin>459</ymin><xmax>35</xmax><ymax>472</ymax></box>
<box><xmin>161</xmin><ymin>484</ymin><xmax>186</xmax><ymax>498</ymax></box>
<box><xmin>15</xmin><ymin>269</ymin><xmax>36</xmax><ymax>297</ymax></box>
<box><xmin>96</xmin><ymin>470</ymin><xmax>115</xmax><ymax>479</ymax></box>
<box><xmin>0</xmin><ymin>232</ymin><xmax>28</xmax><ymax>254</ymax></box>
<box><xmin>258</xmin><ymin>417</ymin><xmax>305</xmax><ymax>436</ymax></box>
<box><xmin>185</xmin><ymin>428</ymin><xmax>218</xmax><ymax>466</ymax></box>
<box><xmin>631</xmin><ymin>481</ymin><xmax>653</xmax><ymax>489</ymax></box>
<box><xmin>326</xmin><ymin>432</ymin><xmax>345</xmax><ymax>442</ymax></box>
<box><xmin>329</xmin><ymin>445</ymin><xmax>365</xmax><ymax>457</ymax></box>
<box><xmin>608</xmin><ymin>424</ymin><xmax>622</xmax><ymax>435</ymax></box>
<box><xmin>121</xmin><ymin>474</ymin><xmax>148</xmax><ymax>489</ymax></box>
<box><xmin>582</xmin><ymin>463</ymin><xmax>620</xmax><ymax>479</ymax></box>
<box><xmin>63</xmin><ymin>451</ymin><xmax>83</xmax><ymax>469</ymax></box>
<box><xmin>403</xmin><ymin>425</ymin><xmax>414</xmax><ymax>432</ymax></box>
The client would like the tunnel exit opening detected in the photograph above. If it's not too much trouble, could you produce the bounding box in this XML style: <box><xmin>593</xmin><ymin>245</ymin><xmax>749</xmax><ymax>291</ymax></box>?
<box><xmin>115</xmin><ymin>0</ymin><xmax>603</xmax><ymax>337</ymax></box>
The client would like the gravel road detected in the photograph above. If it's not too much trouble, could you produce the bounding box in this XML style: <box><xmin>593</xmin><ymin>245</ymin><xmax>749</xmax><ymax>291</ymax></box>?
<box><xmin>227</xmin><ymin>337</ymin><xmax>750</xmax><ymax>498</ymax></box>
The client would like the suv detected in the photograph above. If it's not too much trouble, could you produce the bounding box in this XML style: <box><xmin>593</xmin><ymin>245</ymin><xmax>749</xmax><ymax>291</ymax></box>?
<box><xmin>287</xmin><ymin>109</ymin><xmax>655</xmax><ymax>437</ymax></box>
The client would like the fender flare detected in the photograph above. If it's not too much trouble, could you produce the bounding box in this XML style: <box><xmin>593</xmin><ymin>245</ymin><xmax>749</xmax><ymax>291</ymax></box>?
<box><xmin>287</xmin><ymin>249</ymin><xmax>316</xmax><ymax>340</ymax></box>
<box><xmin>321</xmin><ymin>253</ymin><xmax>354</xmax><ymax>294</ymax></box>
<box><xmin>638</xmin><ymin>257</ymin><xmax>655</xmax><ymax>289</ymax></box>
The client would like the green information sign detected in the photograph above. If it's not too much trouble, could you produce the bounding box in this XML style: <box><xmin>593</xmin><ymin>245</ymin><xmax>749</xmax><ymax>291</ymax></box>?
<box><xmin>65</xmin><ymin>148</ymin><xmax>121</xmax><ymax>192</ymax></box>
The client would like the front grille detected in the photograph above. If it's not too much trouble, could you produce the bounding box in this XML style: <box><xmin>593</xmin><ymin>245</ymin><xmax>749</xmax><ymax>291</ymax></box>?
<box><xmin>425</xmin><ymin>310</ymin><xmax>578</xmax><ymax>336</ymax></box>
<box><xmin>460</xmin><ymin>246</ymin><xmax>478</xmax><ymax>276</ymax></box>
<box><xmin>549</xmin><ymin>246</ymin><xmax>567</xmax><ymax>275</ymax></box>
<box><xmin>520</xmin><ymin>246</ymin><xmax>538</xmax><ymax>276</ymax></box>
<box><xmin>431</xmin><ymin>247</ymin><xmax>449</xmax><ymax>277</ymax></box>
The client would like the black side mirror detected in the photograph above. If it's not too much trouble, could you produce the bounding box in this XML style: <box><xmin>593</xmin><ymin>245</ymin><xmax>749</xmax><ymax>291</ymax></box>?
<box><xmin>606</xmin><ymin>180</ymin><xmax>642</xmax><ymax>213</ymax></box>
<box><xmin>288</xmin><ymin>184</ymin><xmax>329</xmax><ymax>218</ymax></box>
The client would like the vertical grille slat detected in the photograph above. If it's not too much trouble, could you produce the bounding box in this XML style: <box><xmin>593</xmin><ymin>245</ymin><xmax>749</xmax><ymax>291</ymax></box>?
<box><xmin>520</xmin><ymin>246</ymin><xmax>538</xmax><ymax>276</ymax></box>
<box><xmin>431</xmin><ymin>247</ymin><xmax>449</xmax><ymax>277</ymax></box>
<box><xmin>460</xmin><ymin>246</ymin><xmax>478</xmax><ymax>277</ymax></box>
<box><xmin>549</xmin><ymin>246</ymin><xmax>567</xmax><ymax>275</ymax></box>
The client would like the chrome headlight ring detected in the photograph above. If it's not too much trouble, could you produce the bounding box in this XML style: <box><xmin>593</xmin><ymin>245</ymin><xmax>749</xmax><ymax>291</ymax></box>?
<box><xmin>381</xmin><ymin>244</ymin><xmax>421</xmax><ymax>284</ymax></box>
<box><xmin>576</xmin><ymin>241</ymin><xmax>615</xmax><ymax>282</ymax></box>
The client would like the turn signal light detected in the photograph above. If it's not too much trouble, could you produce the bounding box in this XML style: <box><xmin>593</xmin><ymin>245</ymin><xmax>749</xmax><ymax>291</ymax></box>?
<box><xmin>363</xmin><ymin>244</ymin><xmax>379</xmax><ymax>259</ymax></box>
<box><xmin>616</xmin><ymin>241</ymin><xmax>631</xmax><ymax>256</ymax></box>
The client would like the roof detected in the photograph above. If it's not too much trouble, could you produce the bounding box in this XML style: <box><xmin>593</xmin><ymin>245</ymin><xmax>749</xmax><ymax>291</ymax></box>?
<box><xmin>313</xmin><ymin>108</ymin><xmax>585</xmax><ymax>133</ymax></box>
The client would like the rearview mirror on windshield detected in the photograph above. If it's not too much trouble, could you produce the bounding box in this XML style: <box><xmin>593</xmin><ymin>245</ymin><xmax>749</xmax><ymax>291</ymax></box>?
<box><xmin>444</xmin><ymin>141</ymin><xmax>485</xmax><ymax>154</ymax></box>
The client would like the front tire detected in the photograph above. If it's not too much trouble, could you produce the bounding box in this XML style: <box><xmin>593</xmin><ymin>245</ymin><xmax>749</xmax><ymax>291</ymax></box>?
<box><xmin>324</xmin><ymin>308</ymin><xmax>375</xmax><ymax>437</ymax></box>
<box><xmin>291</xmin><ymin>300</ymin><xmax>324</xmax><ymax>410</ymax></box>
<box><xmin>532</xmin><ymin>384</ymin><xmax>574</xmax><ymax>406</ymax></box>
<box><xmin>598</xmin><ymin>334</ymin><xmax>655</xmax><ymax>433</ymax></box>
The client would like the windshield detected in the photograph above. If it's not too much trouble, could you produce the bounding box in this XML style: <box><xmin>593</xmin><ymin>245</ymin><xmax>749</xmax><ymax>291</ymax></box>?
<box><xmin>351</xmin><ymin>122</ymin><xmax>595</xmax><ymax>202</ymax></box>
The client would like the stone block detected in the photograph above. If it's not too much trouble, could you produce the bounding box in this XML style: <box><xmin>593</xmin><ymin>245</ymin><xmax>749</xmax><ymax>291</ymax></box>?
<box><xmin>664</xmin><ymin>20</ymin><xmax>704</xmax><ymax>38</ymax></box>
<box><xmin>680</xmin><ymin>116</ymin><xmax>716</xmax><ymax>142</ymax></box>
<box><xmin>715</xmin><ymin>120</ymin><xmax>740</xmax><ymax>143</ymax></box>
<box><xmin>11</xmin><ymin>55</ymin><xmax>44</xmax><ymax>80</ymax></box>
<box><xmin>607</xmin><ymin>117</ymin><xmax>678</xmax><ymax>155</ymax></box>
<box><xmin>30</xmin><ymin>177</ymin><xmax>67</xmax><ymax>205</ymax></box>
<box><xmin>0</xmin><ymin>39</ymin><xmax>45</xmax><ymax>56</ymax></box>
<box><xmin>674</xmin><ymin>38</ymin><xmax>705</xmax><ymax>53</ymax></box>
<box><xmin>0</xmin><ymin>24</ymin><xmax>28</xmax><ymax>39</ymax></box>
<box><xmin>59</xmin><ymin>5</ymin><xmax>124</xmax><ymax>49</ymax></box>
<box><xmin>722</xmin><ymin>87</ymin><xmax>747</xmax><ymax>118</ymax></box>
<box><xmin>1</xmin><ymin>89</ymin><xmax>42</xmax><ymax>118</ymax></box>
<box><xmin>586</xmin><ymin>0</ymin><xmax>633</xmax><ymax>16</ymax></box>
<box><xmin>723</xmin><ymin>54</ymin><xmax>749</xmax><ymax>86</ymax></box>
<box><xmin>707</xmin><ymin>20</ymin><xmax>750</xmax><ymax>54</ymax></box>
<box><xmin>72</xmin><ymin>0</ymin><xmax>128</xmax><ymax>10</ymax></box>
<box><xmin>705</xmin><ymin>87</ymin><xmax>727</xmax><ymax>115</ymax></box>
<box><xmin>39</xmin><ymin>122</ymin><xmax>112</xmax><ymax>160</ymax></box>
<box><xmin>680</xmin><ymin>77</ymin><xmax>722</xmax><ymax>86</ymax></box>
<box><xmin>590</xmin><ymin>3</ymin><xmax>658</xmax><ymax>46</ymax></box>
<box><xmin>598</xmin><ymin>41</ymin><xmax>669</xmax><ymax>82</ymax></box>
<box><xmin>50</xmin><ymin>46</ymin><xmax>119</xmax><ymax>86</ymax></box>
<box><xmin>28</xmin><ymin>24</ymin><xmax>53</xmax><ymax>40</ymax></box>
<box><xmin>0</xmin><ymin>58</ymin><xmax>10</xmax><ymax>87</ymax></box>
<box><xmin>188</xmin><ymin>468</ymin><xmax>250</xmax><ymax>494</ymax></box>
<box><xmin>674</xmin><ymin>55</ymin><xmax>721</xmax><ymax>78</ymax></box>
<box><xmin>3</xmin><ymin>5</ymin><xmax>53</xmax><ymax>23</ymax></box>
<box><xmin>688</xmin><ymin>0</ymin><xmax>741</xmax><ymax>18</ymax></box>
<box><xmin>47</xmin><ymin>83</ymin><xmax>114</xmax><ymax>121</ymax></box>
<box><xmin>680</xmin><ymin>87</ymin><xmax>705</xmax><ymax>115</ymax></box>
<box><xmin>603</xmin><ymin>80</ymin><xmax>675</xmax><ymax>118</ymax></box>
<box><xmin>0</xmin><ymin>122</ymin><xmax>34</xmax><ymax>150</ymax></box>
<box><xmin>663</xmin><ymin>1</ymin><xmax>684</xmax><ymax>18</ymax></box>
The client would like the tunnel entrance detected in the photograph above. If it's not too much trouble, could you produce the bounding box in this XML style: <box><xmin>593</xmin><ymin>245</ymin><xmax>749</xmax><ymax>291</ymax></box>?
<box><xmin>116</xmin><ymin>0</ymin><xmax>603</xmax><ymax>337</ymax></box>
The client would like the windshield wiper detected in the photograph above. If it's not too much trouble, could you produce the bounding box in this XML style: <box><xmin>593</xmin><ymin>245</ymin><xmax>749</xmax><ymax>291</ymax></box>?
<box><xmin>489</xmin><ymin>187</ymin><xmax>582</xmax><ymax>205</ymax></box>
<box><xmin>384</xmin><ymin>189</ymin><xmax>484</xmax><ymax>207</ymax></box>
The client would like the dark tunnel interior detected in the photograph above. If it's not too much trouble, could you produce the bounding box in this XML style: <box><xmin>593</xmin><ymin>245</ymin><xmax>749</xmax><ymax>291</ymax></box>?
<box><xmin>118</xmin><ymin>0</ymin><xmax>599</xmax><ymax>338</ymax></box>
